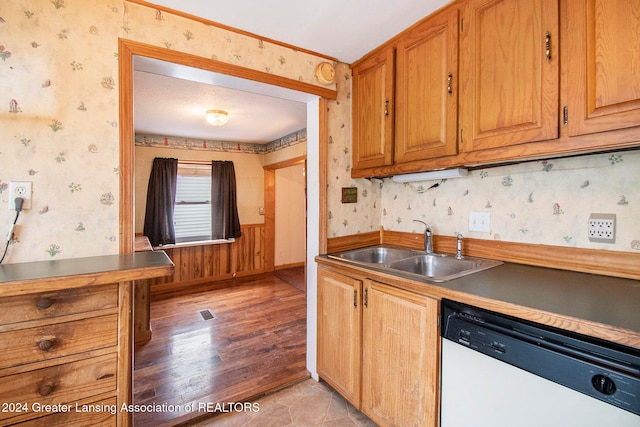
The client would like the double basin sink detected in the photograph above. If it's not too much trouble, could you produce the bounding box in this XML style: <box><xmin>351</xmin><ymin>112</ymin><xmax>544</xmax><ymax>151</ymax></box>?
<box><xmin>328</xmin><ymin>245</ymin><xmax>503</xmax><ymax>282</ymax></box>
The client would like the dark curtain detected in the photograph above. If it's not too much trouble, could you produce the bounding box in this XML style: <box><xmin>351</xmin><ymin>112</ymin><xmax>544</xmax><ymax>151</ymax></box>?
<box><xmin>143</xmin><ymin>157</ymin><xmax>178</xmax><ymax>246</ymax></box>
<box><xmin>211</xmin><ymin>160</ymin><xmax>242</xmax><ymax>239</ymax></box>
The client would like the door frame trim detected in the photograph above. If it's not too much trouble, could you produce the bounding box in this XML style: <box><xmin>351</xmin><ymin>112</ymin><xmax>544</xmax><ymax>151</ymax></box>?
<box><xmin>118</xmin><ymin>39</ymin><xmax>332</xmax><ymax>254</ymax></box>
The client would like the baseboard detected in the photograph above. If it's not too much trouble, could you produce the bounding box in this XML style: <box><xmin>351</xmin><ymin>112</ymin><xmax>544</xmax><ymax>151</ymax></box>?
<box><xmin>275</xmin><ymin>262</ymin><xmax>304</xmax><ymax>270</ymax></box>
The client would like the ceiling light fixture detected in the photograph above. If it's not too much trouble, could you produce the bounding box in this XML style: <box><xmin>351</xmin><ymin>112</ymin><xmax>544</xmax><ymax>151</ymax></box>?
<box><xmin>391</xmin><ymin>168</ymin><xmax>468</xmax><ymax>183</ymax></box>
<box><xmin>205</xmin><ymin>109</ymin><xmax>229</xmax><ymax>126</ymax></box>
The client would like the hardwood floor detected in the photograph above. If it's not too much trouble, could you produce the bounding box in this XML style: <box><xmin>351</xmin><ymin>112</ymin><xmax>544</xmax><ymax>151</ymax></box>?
<box><xmin>133</xmin><ymin>270</ymin><xmax>308</xmax><ymax>427</ymax></box>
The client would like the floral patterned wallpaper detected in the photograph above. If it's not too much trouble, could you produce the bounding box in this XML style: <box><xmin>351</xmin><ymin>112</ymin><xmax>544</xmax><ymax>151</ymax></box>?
<box><xmin>2</xmin><ymin>0</ymin><xmax>638</xmax><ymax>265</ymax></box>
<box><xmin>0</xmin><ymin>0</ymin><xmax>333</xmax><ymax>263</ymax></box>
<box><xmin>325</xmin><ymin>65</ymin><xmax>640</xmax><ymax>253</ymax></box>
<box><xmin>326</xmin><ymin>62</ymin><xmax>381</xmax><ymax>236</ymax></box>
<box><xmin>379</xmin><ymin>151</ymin><xmax>640</xmax><ymax>252</ymax></box>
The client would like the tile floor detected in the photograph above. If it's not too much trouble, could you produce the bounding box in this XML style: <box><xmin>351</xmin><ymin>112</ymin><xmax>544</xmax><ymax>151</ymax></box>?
<box><xmin>193</xmin><ymin>378</ymin><xmax>377</xmax><ymax>426</ymax></box>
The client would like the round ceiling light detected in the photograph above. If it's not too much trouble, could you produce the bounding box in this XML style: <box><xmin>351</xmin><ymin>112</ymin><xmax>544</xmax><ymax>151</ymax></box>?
<box><xmin>205</xmin><ymin>109</ymin><xmax>229</xmax><ymax>126</ymax></box>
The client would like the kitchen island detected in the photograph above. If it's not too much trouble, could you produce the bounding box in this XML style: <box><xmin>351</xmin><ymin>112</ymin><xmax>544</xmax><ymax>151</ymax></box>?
<box><xmin>0</xmin><ymin>251</ymin><xmax>174</xmax><ymax>427</ymax></box>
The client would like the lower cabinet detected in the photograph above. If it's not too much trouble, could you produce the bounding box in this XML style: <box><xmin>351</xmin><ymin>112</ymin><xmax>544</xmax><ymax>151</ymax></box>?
<box><xmin>317</xmin><ymin>266</ymin><xmax>440</xmax><ymax>427</ymax></box>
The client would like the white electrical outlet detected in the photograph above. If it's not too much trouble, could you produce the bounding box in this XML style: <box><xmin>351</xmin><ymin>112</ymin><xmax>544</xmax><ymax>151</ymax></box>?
<box><xmin>8</xmin><ymin>181</ymin><xmax>32</xmax><ymax>210</ymax></box>
<box><xmin>588</xmin><ymin>213</ymin><xmax>615</xmax><ymax>243</ymax></box>
<box><xmin>469</xmin><ymin>211</ymin><xmax>490</xmax><ymax>232</ymax></box>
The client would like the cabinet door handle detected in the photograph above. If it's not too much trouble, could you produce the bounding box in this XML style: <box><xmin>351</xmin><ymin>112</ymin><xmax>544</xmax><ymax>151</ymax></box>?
<box><xmin>36</xmin><ymin>298</ymin><xmax>54</xmax><ymax>310</ymax></box>
<box><xmin>384</xmin><ymin>99</ymin><xmax>390</xmax><ymax>117</ymax></box>
<box><xmin>447</xmin><ymin>72</ymin><xmax>453</xmax><ymax>95</ymax></box>
<box><xmin>38</xmin><ymin>339</ymin><xmax>56</xmax><ymax>351</ymax></box>
<box><xmin>353</xmin><ymin>289</ymin><xmax>358</xmax><ymax>308</ymax></box>
<box><xmin>363</xmin><ymin>288</ymin><xmax>368</xmax><ymax>308</ymax></box>
<box><xmin>545</xmin><ymin>31</ymin><xmax>551</xmax><ymax>61</ymax></box>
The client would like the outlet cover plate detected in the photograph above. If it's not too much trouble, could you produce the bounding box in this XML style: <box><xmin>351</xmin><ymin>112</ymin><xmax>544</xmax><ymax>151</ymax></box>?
<box><xmin>8</xmin><ymin>181</ymin><xmax>32</xmax><ymax>210</ymax></box>
<box><xmin>469</xmin><ymin>211</ymin><xmax>490</xmax><ymax>232</ymax></box>
<box><xmin>588</xmin><ymin>213</ymin><xmax>615</xmax><ymax>243</ymax></box>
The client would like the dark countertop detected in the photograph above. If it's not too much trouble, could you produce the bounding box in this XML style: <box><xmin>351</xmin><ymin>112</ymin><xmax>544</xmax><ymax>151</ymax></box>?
<box><xmin>439</xmin><ymin>262</ymin><xmax>640</xmax><ymax>334</ymax></box>
<box><xmin>0</xmin><ymin>251</ymin><xmax>174</xmax><ymax>295</ymax></box>
<box><xmin>317</xmin><ymin>253</ymin><xmax>640</xmax><ymax>348</ymax></box>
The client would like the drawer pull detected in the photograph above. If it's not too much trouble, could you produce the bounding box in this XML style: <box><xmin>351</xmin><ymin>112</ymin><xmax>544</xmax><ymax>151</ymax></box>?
<box><xmin>38</xmin><ymin>339</ymin><xmax>56</xmax><ymax>351</ymax></box>
<box><xmin>38</xmin><ymin>383</ymin><xmax>55</xmax><ymax>396</ymax></box>
<box><xmin>36</xmin><ymin>298</ymin><xmax>54</xmax><ymax>310</ymax></box>
<box><xmin>98</xmin><ymin>373</ymin><xmax>115</xmax><ymax>380</ymax></box>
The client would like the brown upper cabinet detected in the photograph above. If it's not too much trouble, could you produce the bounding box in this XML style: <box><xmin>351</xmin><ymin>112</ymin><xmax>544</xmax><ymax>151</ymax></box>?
<box><xmin>350</xmin><ymin>0</ymin><xmax>640</xmax><ymax>179</ymax></box>
<box><xmin>395</xmin><ymin>7</ymin><xmax>459</xmax><ymax>163</ymax></box>
<box><xmin>352</xmin><ymin>47</ymin><xmax>395</xmax><ymax>170</ymax></box>
<box><xmin>566</xmin><ymin>0</ymin><xmax>640</xmax><ymax>136</ymax></box>
<box><xmin>459</xmin><ymin>0</ymin><xmax>559</xmax><ymax>152</ymax></box>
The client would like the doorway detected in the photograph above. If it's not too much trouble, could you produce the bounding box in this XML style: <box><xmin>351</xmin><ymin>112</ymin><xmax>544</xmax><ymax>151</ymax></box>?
<box><xmin>118</xmin><ymin>39</ymin><xmax>329</xmax><ymax>424</ymax></box>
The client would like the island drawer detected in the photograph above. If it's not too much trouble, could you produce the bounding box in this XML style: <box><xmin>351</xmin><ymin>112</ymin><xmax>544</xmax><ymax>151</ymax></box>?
<box><xmin>0</xmin><ymin>284</ymin><xmax>118</xmax><ymax>326</ymax></box>
<box><xmin>0</xmin><ymin>354</ymin><xmax>117</xmax><ymax>425</ymax></box>
<box><xmin>0</xmin><ymin>314</ymin><xmax>118</xmax><ymax>370</ymax></box>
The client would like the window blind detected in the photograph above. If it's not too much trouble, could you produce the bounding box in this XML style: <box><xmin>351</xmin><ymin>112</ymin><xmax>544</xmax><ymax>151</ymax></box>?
<box><xmin>174</xmin><ymin>166</ymin><xmax>211</xmax><ymax>242</ymax></box>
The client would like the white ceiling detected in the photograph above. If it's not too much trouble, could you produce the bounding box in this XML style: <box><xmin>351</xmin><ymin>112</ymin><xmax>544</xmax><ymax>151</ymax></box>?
<box><xmin>134</xmin><ymin>56</ymin><xmax>312</xmax><ymax>143</ymax></box>
<box><xmin>134</xmin><ymin>0</ymin><xmax>451</xmax><ymax>143</ymax></box>
<box><xmin>146</xmin><ymin>0</ymin><xmax>451</xmax><ymax>63</ymax></box>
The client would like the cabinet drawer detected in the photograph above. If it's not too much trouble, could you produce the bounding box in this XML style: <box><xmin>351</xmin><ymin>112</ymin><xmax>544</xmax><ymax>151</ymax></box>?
<box><xmin>13</xmin><ymin>397</ymin><xmax>116</xmax><ymax>427</ymax></box>
<box><xmin>0</xmin><ymin>284</ymin><xmax>117</xmax><ymax>326</ymax></box>
<box><xmin>0</xmin><ymin>354</ymin><xmax>117</xmax><ymax>425</ymax></box>
<box><xmin>0</xmin><ymin>315</ymin><xmax>118</xmax><ymax>370</ymax></box>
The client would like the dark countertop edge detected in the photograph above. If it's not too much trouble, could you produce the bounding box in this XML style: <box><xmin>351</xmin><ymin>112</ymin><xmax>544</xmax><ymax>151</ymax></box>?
<box><xmin>0</xmin><ymin>252</ymin><xmax>174</xmax><ymax>292</ymax></box>
<box><xmin>316</xmin><ymin>254</ymin><xmax>640</xmax><ymax>350</ymax></box>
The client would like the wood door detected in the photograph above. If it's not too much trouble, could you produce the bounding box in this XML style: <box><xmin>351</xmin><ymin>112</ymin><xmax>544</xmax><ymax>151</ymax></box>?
<box><xmin>317</xmin><ymin>267</ymin><xmax>362</xmax><ymax>407</ymax></box>
<box><xmin>460</xmin><ymin>0</ymin><xmax>559</xmax><ymax>151</ymax></box>
<box><xmin>361</xmin><ymin>280</ymin><xmax>439</xmax><ymax>427</ymax></box>
<box><xmin>352</xmin><ymin>47</ymin><xmax>395</xmax><ymax>170</ymax></box>
<box><xmin>395</xmin><ymin>7</ymin><xmax>459</xmax><ymax>163</ymax></box>
<box><xmin>567</xmin><ymin>0</ymin><xmax>640</xmax><ymax>136</ymax></box>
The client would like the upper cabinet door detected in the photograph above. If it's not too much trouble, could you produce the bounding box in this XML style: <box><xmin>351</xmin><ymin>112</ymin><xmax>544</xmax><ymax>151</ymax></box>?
<box><xmin>461</xmin><ymin>0</ymin><xmax>559</xmax><ymax>151</ymax></box>
<box><xmin>352</xmin><ymin>47</ymin><xmax>395</xmax><ymax>170</ymax></box>
<box><xmin>395</xmin><ymin>7</ymin><xmax>459</xmax><ymax>163</ymax></box>
<box><xmin>567</xmin><ymin>0</ymin><xmax>640</xmax><ymax>136</ymax></box>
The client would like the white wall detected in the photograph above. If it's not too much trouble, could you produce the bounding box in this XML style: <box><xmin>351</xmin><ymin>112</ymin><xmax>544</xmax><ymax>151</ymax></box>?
<box><xmin>306</xmin><ymin>99</ymin><xmax>320</xmax><ymax>380</ymax></box>
<box><xmin>275</xmin><ymin>164</ymin><xmax>306</xmax><ymax>266</ymax></box>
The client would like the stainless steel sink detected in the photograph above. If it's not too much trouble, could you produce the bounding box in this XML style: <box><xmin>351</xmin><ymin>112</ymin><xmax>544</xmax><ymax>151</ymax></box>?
<box><xmin>328</xmin><ymin>245</ymin><xmax>502</xmax><ymax>282</ymax></box>
<box><xmin>328</xmin><ymin>245</ymin><xmax>420</xmax><ymax>265</ymax></box>
<box><xmin>387</xmin><ymin>254</ymin><xmax>503</xmax><ymax>282</ymax></box>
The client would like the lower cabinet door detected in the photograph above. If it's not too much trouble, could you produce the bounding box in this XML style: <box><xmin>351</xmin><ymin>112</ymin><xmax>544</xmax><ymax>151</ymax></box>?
<box><xmin>317</xmin><ymin>268</ymin><xmax>362</xmax><ymax>407</ymax></box>
<box><xmin>361</xmin><ymin>280</ymin><xmax>439</xmax><ymax>427</ymax></box>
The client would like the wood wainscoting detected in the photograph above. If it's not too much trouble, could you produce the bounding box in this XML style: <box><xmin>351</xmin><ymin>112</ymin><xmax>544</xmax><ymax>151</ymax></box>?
<box><xmin>149</xmin><ymin>224</ymin><xmax>265</xmax><ymax>294</ymax></box>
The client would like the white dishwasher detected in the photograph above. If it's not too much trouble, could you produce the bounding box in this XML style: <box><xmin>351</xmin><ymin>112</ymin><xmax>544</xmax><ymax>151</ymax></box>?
<box><xmin>440</xmin><ymin>299</ymin><xmax>640</xmax><ymax>427</ymax></box>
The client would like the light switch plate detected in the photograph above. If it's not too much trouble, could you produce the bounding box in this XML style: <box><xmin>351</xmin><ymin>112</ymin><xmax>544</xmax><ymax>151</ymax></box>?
<box><xmin>469</xmin><ymin>211</ymin><xmax>490</xmax><ymax>232</ymax></box>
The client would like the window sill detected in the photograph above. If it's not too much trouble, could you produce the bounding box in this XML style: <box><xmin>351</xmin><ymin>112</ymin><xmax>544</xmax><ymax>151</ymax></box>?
<box><xmin>154</xmin><ymin>238</ymin><xmax>234</xmax><ymax>251</ymax></box>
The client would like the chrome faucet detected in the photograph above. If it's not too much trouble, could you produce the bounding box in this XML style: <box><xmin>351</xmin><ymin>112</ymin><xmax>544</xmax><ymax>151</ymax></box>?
<box><xmin>455</xmin><ymin>233</ymin><xmax>464</xmax><ymax>259</ymax></box>
<box><xmin>414</xmin><ymin>220</ymin><xmax>433</xmax><ymax>254</ymax></box>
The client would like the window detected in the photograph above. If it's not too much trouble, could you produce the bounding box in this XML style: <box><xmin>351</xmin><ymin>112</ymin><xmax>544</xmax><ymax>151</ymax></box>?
<box><xmin>143</xmin><ymin>158</ymin><xmax>241</xmax><ymax>247</ymax></box>
<box><xmin>173</xmin><ymin>162</ymin><xmax>211</xmax><ymax>243</ymax></box>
